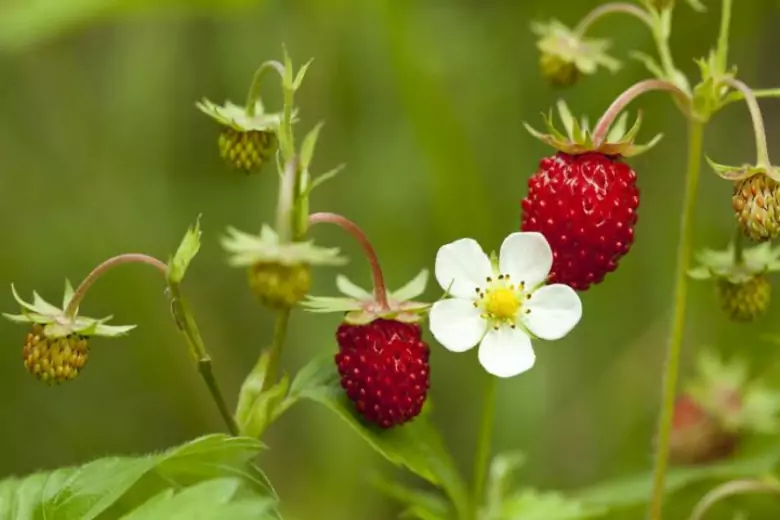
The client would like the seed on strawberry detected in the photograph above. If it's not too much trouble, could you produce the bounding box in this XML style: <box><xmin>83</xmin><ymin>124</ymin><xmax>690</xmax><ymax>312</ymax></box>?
<box><xmin>733</xmin><ymin>174</ymin><xmax>780</xmax><ymax>242</ymax></box>
<box><xmin>521</xmin><ymin>152</ymin><xmax>639</xmax><ymax>290</ymax></box>
<box><xmin>669</xmin><ymin>395</ymin><xmax>739</xmax><ymax>465</ymax></box>
<box><xmin>335</xmin><ymin>319</ymin><xmax>430</xmax><ymax>429</ymax></box>
<box><xmin>716</xmin><ymin>276</ymin><xmax>771</xmax><ymax>322</ymax></box>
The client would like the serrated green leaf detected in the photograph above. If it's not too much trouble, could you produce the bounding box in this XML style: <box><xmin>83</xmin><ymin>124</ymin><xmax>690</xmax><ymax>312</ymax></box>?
<box><xmin>168</xmin><ymin>216</ymin><xmax>202</xmax><ymax>284</ymax></box>
<box><xmin>119</xmin><ymin>478</ymin><xmax>276</xmax><ymax>520</ymax></box>
<box><xmin>0</xmin><ymin>434</ymin><xmax>279</xmax><ymax>520</ymax></box>
<box><xmin>490</xmin><ymin>489</ymin><xmax>605</xmax><ymax>520</ymax></box>
<box><xmin>235</xmin><ymin>350</ymin><xmax>290</xmax><ymax>438</ymax></box>
<box><xmin>285</xmin><ymin>356</ymin><xmax>469</xmax><ymax>519</ymax></box>
<box><xmin>574</xmin><ymin>445</ymin><xmax>780</xmax><ymax>511</ymax></box>
<box><xmin>300</xmin><ymin>121</ymin><xmax>324</xmax><ymax>170</ymax></box>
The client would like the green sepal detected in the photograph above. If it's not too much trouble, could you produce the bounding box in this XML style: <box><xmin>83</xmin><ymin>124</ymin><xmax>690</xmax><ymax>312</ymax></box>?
<box><xmin>4</xmin><ymin>283</ymin><xmax>136</xmax><ymax>339</ymax></box>
<box><xmin>705</xmin><ymin>156</ymin><xmax>780</xmax><ymax>182</ymax></box>
<box><xmin>221</xmin><ymin>224</ymin><xmax>347</xmax><ymax>268</ymax></box>
<box><xmin>524</xmin><ymin>100</ymin><xmax>662</xmax><ymax>157</ymax></box>
<box><xmin>688</xmin><ymin>242</ymin><xmax>780</xmax><ymax>283</ymax></box>
<box><xmin>168</xmin><ymin>215</ymin><xmax>202</xmax><ymax>284</ymax></box>
<box><xmin>195</xmin><ymin>99</ymin><xmax>285</xmax><ymax>133</ymax></box>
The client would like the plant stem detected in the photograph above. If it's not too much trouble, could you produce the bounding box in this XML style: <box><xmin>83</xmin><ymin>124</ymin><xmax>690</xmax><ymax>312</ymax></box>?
<box><xmin>244</xmin><ymin>60</ymin><xmax>286</xmax><ymax>117</ymax></box>
<box><xmin>472</xmin><ymin>375</ymin><xmax>497</xmax><ymax>520</ymax></box>
<box><xmin>66</xmin><ymin>254</ymin><xmax>168</xmax><ymax>317</ymax></box>
<box><xmin>308</xmin><ymin>212</ymin><xmax>390</xmax><ymax>309</ymax></box>
<box><xmin>715</xmin><ymin>0</ymin><xmax>733</xmax><ymax>74</ymax></box>
<box><xmin>690</xmin><ymin>478</ymin><xmax>780</xmax><ymax>520</ymax></box>
<box><xmin>262</xmin><ymin>310</ymin><xmax>291</xmax><ymax>393</ymax></box>
<box><xmin>574</xmin><ymin>2</ymin><xmax>653</xmax><ymax>36</ymax></box>
<box><xmin>648</xmin><ymin>120</ymin><xmax>705</xmax><ymax>520</ymax></box>
<box><xmin>592</xmin><ymin>79</ymin><xmax>690</xmax><ymax>147</ymax></box>
<box><xmin>723</xmin><ymin>77</ymin><xmax>772</xmax><ymax>169</ymax></box>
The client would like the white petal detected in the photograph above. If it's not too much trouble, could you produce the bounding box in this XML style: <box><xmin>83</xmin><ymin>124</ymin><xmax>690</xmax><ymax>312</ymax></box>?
<box><xmin>522</xmin><ymin>284</ymin><xmax>582</xmax><ymax>340</ymax></box>
<box><xmin>498</xmin><ymin>232</ymin><xmax>553</xmax><ymax>288</ymax></box>
<box><xmin>435</xmin><ymin>238</ymin><xmax>493</xmax><ymax>299</ymax></box>
<box><xmin>429</xmin><ymin>299</ymin><xmax>486</xmax><ymax>353</ymax></box>
<box><xmin>478</xmin><ymin>327</ymin><xmax>536</xmax><ymax>378</ymax></box>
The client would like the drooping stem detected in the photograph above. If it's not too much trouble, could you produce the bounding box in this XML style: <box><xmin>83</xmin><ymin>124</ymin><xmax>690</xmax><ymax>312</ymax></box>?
<box><xmin>648</xmin><ymin>120</ymin><xmax>705</xmax><ymax>520</ymax></box>
<box><xmin>308</xmin><ymin>212</ymin><xmax>389</xmax><ymax>309</ymax></box>
<box><xmin>723</xmin><ymin>77</ymin><xmax>772</xmax><ymax>169</ymax></box>
<box><xmin>574</xmin><ymin>2</ymin><xmax>653</xmax><ymax>36</ymax></box>
<box><xmin>690</xmin><ymin>478</ymin><xmax>780</xmax><ymax>520</ymax></box>
<box><xmin>244</xmin><ymin>60</ymin><xmax>286</xmax><ymax>117</ymax></box>
<box><xmin>732</xmin><ymin>224</ymin><xmax>744</xmax><ymax>265</ymax></box>
<box><xmin>66</xmin><ymin>254</ymin><xmax>168</xmax><ymax>317</ymax></box>
<box><xmin>715</xmin><ymin>0</ymin><xmax>733</xmax><ymax>74</ymax></box>
<box><xmin>276</xmin><ymin>158</ymin><xmax>298</xmax><ymax>242</ymax></box>
<box><xmin>471</xmin><ymin>375</ymin><xmax>497</xmax><ymax>520</ymax></box>
<box><xmin>592</xmin><ymin>79</ymin><xmax>691</xmax><ymax>147</ymax></box>
<box><xmin>168</xmin><ymin>281</ymin><xmax>240</xmax><ymax>436</ymax></box>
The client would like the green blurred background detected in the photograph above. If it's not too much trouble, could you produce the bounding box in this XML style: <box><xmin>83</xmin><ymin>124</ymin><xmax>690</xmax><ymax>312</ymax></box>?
<box><xmin>1</xmin><ymin>0</ymin><xmax>779</xmax><ymax>518</ymax></box>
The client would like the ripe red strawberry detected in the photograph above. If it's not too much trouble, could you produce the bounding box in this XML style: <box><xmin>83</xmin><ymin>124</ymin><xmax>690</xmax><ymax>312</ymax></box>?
<box><xmin>521</xmin><ymin>152</ymin><xmax>639</xmax><ymax>290</ymax></box>
<box><xmin>335</xmin><ymin>319</ymin><xmax>430</xmax><ymax>429</ymax></box>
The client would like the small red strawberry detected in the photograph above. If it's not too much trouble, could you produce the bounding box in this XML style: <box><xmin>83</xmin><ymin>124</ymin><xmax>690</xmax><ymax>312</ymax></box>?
<box><xmin>668</xmin><ymin>349</ymin><xmax>780</xmax><ymax>466</ymax></box>
<box><xmin>522</xmin><ymin>102</ymin><xmax>659</xmax><ymax>290</ymax></box>
<box><xmin>336</xmin><ymin>319</ymin><xmax>430</xmax><ymax>428</ymax></box>
<box><xmin>302</xmin><ymin>269</ymin><xmax>432</xmax><ymax>428</ymax></box>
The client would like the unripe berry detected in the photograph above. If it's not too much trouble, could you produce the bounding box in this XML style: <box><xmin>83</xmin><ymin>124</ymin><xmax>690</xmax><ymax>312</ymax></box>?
<box><xmin>218</xmin><ymin>129</ymin><xmax>277</xmax><ymax>173</ymax></box>
<box><xmin>716</xmin><ymin>276</ymin><xmax>771</xmax><ymax>322</ymax></box>
<box><xmin>248</xmin><ymin>262</ymin><xmax>312</xmax><ymax>310</ymax></box>
<box><xmin>22</xmin><ymin>324</ymin><xmax>89</xmax><ymax>384</ymax></box>
<box><xmin>733</xmin><ymin>174</ymin><xmax>780</xmax><ymax>242</ymax></box>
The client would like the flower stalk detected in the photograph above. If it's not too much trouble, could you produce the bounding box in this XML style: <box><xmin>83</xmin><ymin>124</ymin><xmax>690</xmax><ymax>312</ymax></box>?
<box><xmin>244</xmin><ymin>60</ymin><xmax>286</xmax><ymax>117</ymax></box>
<box><xmin>648</xmin><ymin>120</ymin><xmax>705</xmax><ymax>519</ymax></box>
<box><xmin>573</xmin><ymin>3</ymin><xmax>653</xmax><ymax>36</ymax></box>
<box><xmin>723</xmin><ymin>77</ymin><xmax>772</xmax><ymax>169</ymax></box>
<box><xmin>472</xmin><ymin>375</ymin><xmax>497</xmax><ymax>519</ymax></box>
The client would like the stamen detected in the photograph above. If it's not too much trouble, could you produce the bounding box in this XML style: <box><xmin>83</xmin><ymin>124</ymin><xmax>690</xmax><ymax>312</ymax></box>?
<box><xmin>524</xmin><ymin>309</ymin><xmax>531</xmax><ymax>314</ymax></box>
<box><xmin>486</xmin><ymin>276</ymin><xmax>492</xmax><ymax>282</ymax></box>
<box><xmin>497</xmin><ymin>274</ymin><xmax>504</xmax><ymax>280</ymax></box>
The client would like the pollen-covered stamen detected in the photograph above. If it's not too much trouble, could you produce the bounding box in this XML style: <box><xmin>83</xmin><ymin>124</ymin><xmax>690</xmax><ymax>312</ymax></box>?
<box><xmin>474</xmin><ymin>273</ymin><xmax>526</xmax><ymax>327</ymax></box>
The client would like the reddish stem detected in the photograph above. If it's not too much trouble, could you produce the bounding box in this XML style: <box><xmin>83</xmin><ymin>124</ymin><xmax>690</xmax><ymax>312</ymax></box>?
<box><xmin>592</xmin><ymin>79</ymin><xmax>690</xmax><ymax>148</ymax></box>
<box><xmin>66</xmin><ymin>253</ymin><xmax>168</xmax><ymax>316</ymax></box>
<box><xmin>308</xmin><ymin>212</ymin><xmax>389</xmax><ymax>310</ymax></box>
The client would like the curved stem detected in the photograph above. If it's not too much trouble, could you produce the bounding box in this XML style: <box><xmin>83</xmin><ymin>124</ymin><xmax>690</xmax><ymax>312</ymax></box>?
<box><xmin>690</xmin><ymin>479</ymin><xmax>780</xmax><ymax>520</ymax></box>
<box><xmin>308</xmin><ymin>212</ymin><xmax>389</xmax><ymax>309</ymax></box>
<box><xmin>472</xmin><ymin>375</ymin><xmax>497</xmax><ymax>520</ymax></box>
<box><xmin>66</xmin><ymin>254</ymin><xmax>168</xmax><ymax>316</ymax></box>
<box><xmin>574</xmin><ymin>2</ymin><xmax>653</xmax><ymax>36</ymax></box>
<box><xmin>648</xmin><ymin>120</ymin><xmax>705</xmax><ymax>520</ymax></box>
<box><xmin>244</xmin><ymin>60</ymin><xmax>286</xmax><ymax>117</ymax></box>
<box><xmin>723</xmin><ymin>77</ymin><xmax>772</xmax><ymax>169</ymax></box>
<box><xmin>592</xmin><ymin>79</ymin><xmax>691</xmax><ymax>147</ymax></box>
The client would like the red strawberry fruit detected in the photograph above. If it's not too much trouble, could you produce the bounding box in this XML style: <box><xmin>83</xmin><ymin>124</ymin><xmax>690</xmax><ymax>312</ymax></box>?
<box><xmin>522</xmin><ymin>102</ymin><xmax>660</xmax><ymax>290</ymax></box>
<box><xmin>335</xmin><ymin>319</ymin><xmax>430</xmax><ymax>429</ymax></box>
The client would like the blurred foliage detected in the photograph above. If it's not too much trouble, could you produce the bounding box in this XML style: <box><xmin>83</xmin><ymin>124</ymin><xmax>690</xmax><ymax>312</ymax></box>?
<box><xmin>2</xmin><ymin>0</ymin><xmax>780</xmax><ymax>518</ymax></box>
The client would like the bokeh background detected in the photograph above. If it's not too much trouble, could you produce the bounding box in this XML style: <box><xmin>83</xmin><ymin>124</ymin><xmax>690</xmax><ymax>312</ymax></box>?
<box><xmin>2</xmin><ymin>0</ymin><xmax>780</xmax><ymax>518</ymax></box>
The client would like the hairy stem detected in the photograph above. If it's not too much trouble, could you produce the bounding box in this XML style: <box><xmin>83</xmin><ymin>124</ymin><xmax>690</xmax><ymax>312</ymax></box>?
<box><xmin>592</xmin><ymin>79</ymin><xmax>690</xmax><ymax>147</ymax></box>
<box><xmin>690</xmin><ymin>479</ymin><xmax>780</xmax><ymax>520</ymax></box>
<box><xmin>262</xmin><ymin>310</ymin><xmax>291</xmax><ymax>393</ymax></box>
<box><xmin>723</xmin><ymin>77</ymin><xmax>772</xmax><ymax>169</ymax></box>
<box><xmin>715</xmin><ymin>0</ymin><xmax>733</xmax><ymax>74</ymax></box>
<box><xmin>276</xmin><ymin>158</ymin><xmax>298</xmax><ymax>242</ymax></box>
<box><xmin>472</xmin><ymin>375</ymin><xmax>497</xmax><ymax>520</ymax></box>
<box><xmin>168</xmin><ymin>281</ymin><xmax>240</xmax><ymax>435</ymax></box>
<box><xmin>648</xmin><ymin>120</ymin><xmax>705</xmax><ymax>520</ymax></box>
<box><xmin>308</xmin><ymin>212</ymin><xmax>390</xmax><ymax>309</ymax></box>
<box><xmin>244</xmin><ymin>60</ymin><xmax>286</xmax><ymax>117</ymax></box>
<box><xmin>66</xmin><ymin>254</ymin><xmax>168</xmax><ymax>316</ymax></box>
<box><xmin>574</xmin><ymin>2</ymin><xmax>653</xmax><ymax>36</ymax></box>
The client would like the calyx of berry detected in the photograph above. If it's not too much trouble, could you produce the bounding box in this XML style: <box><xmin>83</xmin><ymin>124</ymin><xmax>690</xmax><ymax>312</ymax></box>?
<box><xmin>302</xmin><ymin>269</ymin><xmax>430</xmax><ymax>325</ymax></box>
<box><xmin>531</xmin><ymin>20</ymin><xmax>620</xmax><ymax>80</ymax></box>
<box><xmin>685</xmin><ymin>349</ymin><xmax>780</xmax><ymax>434</ymax></box>
<box><xmin>196</xmin><ymin>99</ymin><xmax>289</xmax><ymax>135</ymax></box>
<box><xmin>706</xmin><ymin>158</ymin><xmax>780</xmax><ymax>183</ymax></box>
<box><xmin>221</xmin><ymin>224</ymin><xmax>347</xmax><ymax>268</ymax></box>
<box><xmin>3</xmin><ymin>282</ymin><xmax>135</xmax><ymax>339</ymax></box>
<box><xmin>524</xmin><ymin>100</ymin><xmax>663</xmax><ymax>157</ymax></box>
<box><xmin>688</xmin><ymin>242</ymin><xmax>780</xmax><ymax>283</ymax></box>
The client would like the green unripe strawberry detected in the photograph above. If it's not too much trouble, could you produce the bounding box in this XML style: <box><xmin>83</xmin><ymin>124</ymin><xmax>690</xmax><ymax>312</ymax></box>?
<box><xmin>716</xmin><ymin>276</ymin><xmax>771</xmax><ymax>322</ymax></box>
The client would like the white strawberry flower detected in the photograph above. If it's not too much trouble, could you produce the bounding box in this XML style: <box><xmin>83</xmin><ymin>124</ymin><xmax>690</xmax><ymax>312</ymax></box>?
<box><xmin>429</xmin><ymin>232</ymin><xmax>582</xmax><ymax>378</ymax></box>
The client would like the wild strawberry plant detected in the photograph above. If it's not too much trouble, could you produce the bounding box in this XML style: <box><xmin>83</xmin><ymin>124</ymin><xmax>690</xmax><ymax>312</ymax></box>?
<box><xmin>4</xmin><ymin>0</ymin><xmax>780</xmax><ymax>519</ymax></box>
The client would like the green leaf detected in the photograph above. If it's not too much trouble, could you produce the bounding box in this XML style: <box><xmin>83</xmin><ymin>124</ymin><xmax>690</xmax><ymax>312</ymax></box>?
<box><xmin>485</xmin><ymin>451</ymin><xmax>526</xmax><ymax>509</ymax></box>
<box><xmin>235</xmin><ymin>350</ymin><xmax>291</xmax><ymax>438</ymax></box>
<box><xmin>372</xmin><ymin>476</ymin><xmax>451</xmax><ymax>520</ymax></box>
<box><xmin>119</xmin><ymin>478</ymin><xmax>277</xmax><ymax>520</ymax></box>
<box><xmin>286</xmin><ymin>356</ymin><xmax>469</xmax><ymax>519</ymax></box>
<box><xmin>489</xmin><ymin>489</ymin><xmax>606</xmax><ymax>520</ymax></box>
<box><xmin>574</xmin><ymin>446</ymin><xmax>780</xmax><ymax>511</ymax></box>
<box><xmin>305</xmin><ymin>164</ymin><xmax>346</xmax><ymax>195</ymax></box>
<box><xmin>168</xmin><ymin>215</ymin><xmax>202</xmax><ymax>284</ymax></box>
<box><xmin>300</xmin><ymin>121</ymin><xmax>325</xmax><ymax>171</ymax></box>
<box><xmin>293</xmin><ymin>58</ymin><xmax>315</xmax><ymax>91</ymax></box>
<box><xmin>0</xmin><ymin>434</ymin><xmax>278</xmax><ymax>520</ymax></box>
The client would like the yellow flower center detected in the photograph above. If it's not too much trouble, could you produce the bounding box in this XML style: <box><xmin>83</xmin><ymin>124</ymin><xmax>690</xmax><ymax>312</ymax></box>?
<box><xmin>485</xmin><ymin>288</ymin><xmax>520</xmax><ymax>320</ymax></box>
